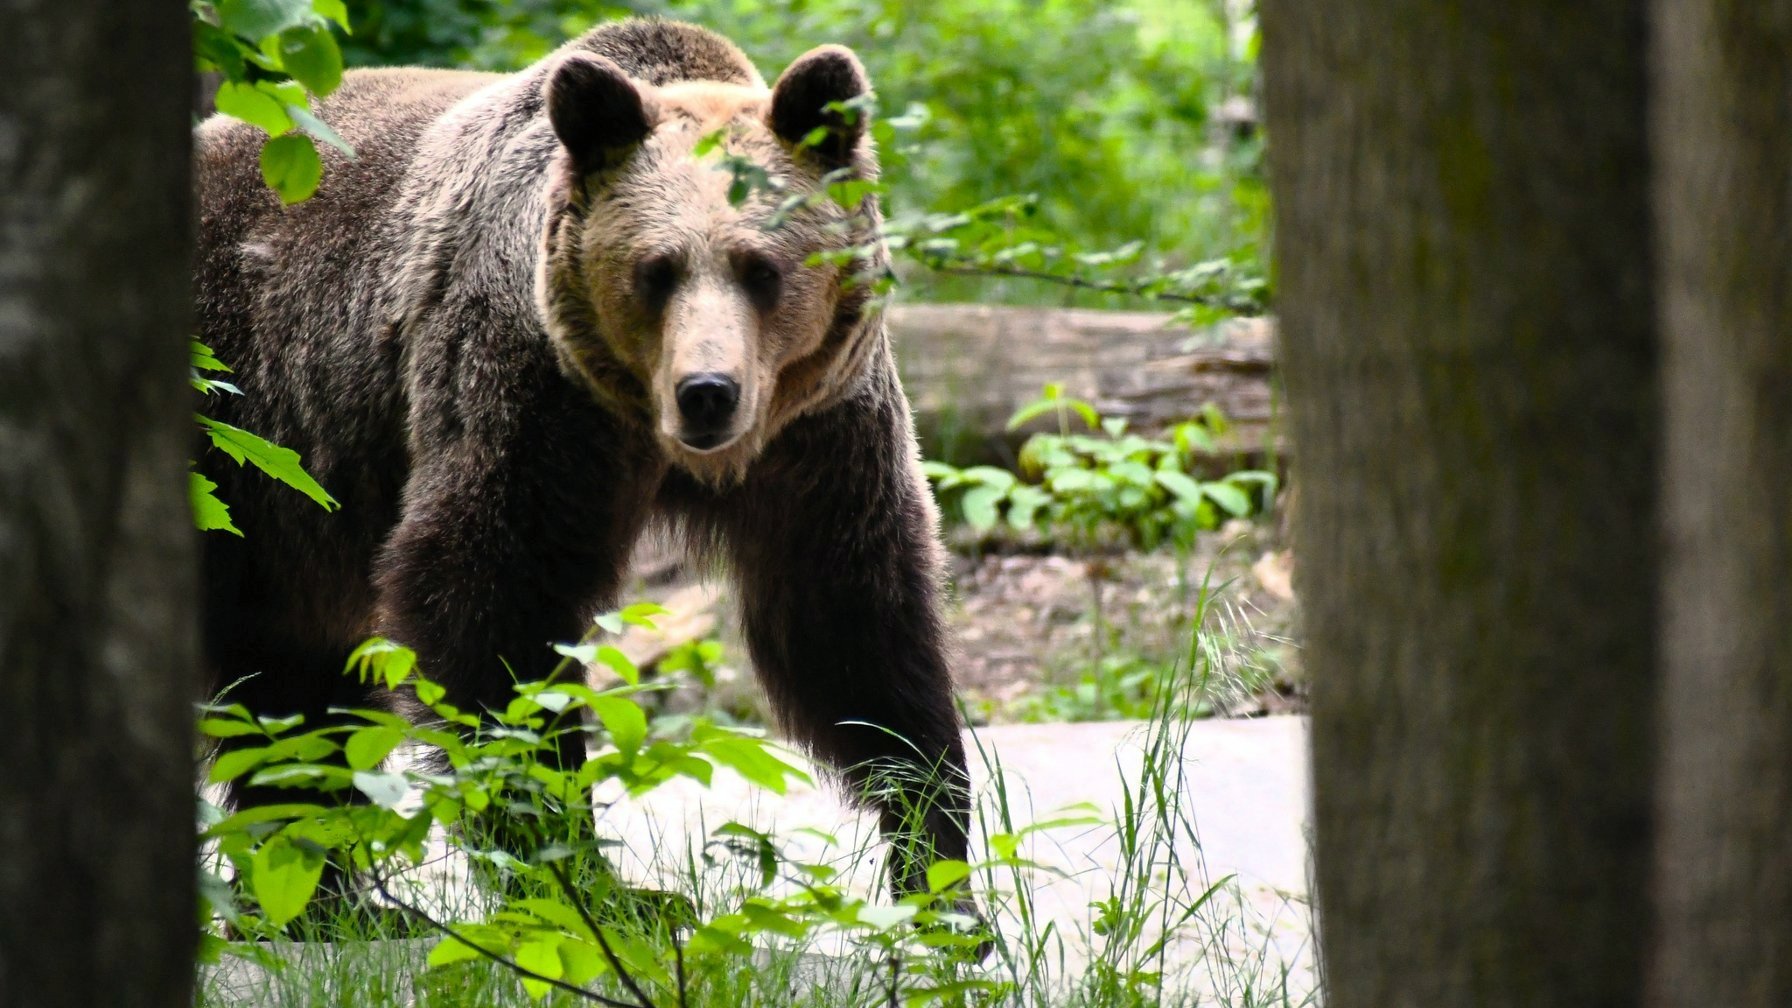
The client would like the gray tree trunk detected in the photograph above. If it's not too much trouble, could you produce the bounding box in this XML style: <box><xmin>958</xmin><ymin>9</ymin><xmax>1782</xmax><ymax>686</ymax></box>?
<box><xmin>1260</xmin><ymin>3</ymin><xmax>1659</xmax><ymax>1006</ymax></box>
<box><xmin>1649</xmin><ymin>2</ymin><xmax>1792</xmax><ymax>1004</ymax></box>
<box><xmin>0</xmin><ymin>2</ymin><xmax>198</xmax><ymax>1005</ymax></box>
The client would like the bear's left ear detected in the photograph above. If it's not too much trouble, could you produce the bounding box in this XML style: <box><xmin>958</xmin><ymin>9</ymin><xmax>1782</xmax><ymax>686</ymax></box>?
<box><xmin>547</xmin><ymin>52</ymin><xmax>659</xmax><ymax>173</ymax></box>
<box><xmin>768</xmin><ymin>45</ymin><xmax>871</xmax><ymax>166</ymax></box>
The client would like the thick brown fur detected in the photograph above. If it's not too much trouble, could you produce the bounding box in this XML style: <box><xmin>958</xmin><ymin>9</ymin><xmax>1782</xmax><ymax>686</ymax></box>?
<box><xmin>194</xmin><ymin>19</ymin><xmax>972</xmax><ymax>906</ymax></box>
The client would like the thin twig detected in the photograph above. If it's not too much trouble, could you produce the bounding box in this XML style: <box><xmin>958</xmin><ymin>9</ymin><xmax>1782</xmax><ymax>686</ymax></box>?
<box><xmin>886</xmin><ymin>949</ymin><xmax>901</xmax><ymax>1008</ymax></box>
<box><xmin>541</xmin><ymin>853</ymin><xmax>659</xmax><ymax>1008</ymax></box>
<box><xmin>361</xmin><ymin>862</ymin><xmax>649</xmax><ymax>1008</ymax></box>
<box><xmin>673</xmin><ymin>936</ymin><xmax>688</xmax><ymax>1008</ymax></box>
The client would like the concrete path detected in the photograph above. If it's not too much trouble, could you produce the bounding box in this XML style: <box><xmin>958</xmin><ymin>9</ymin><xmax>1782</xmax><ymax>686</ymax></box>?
<box><xmin>600</xmin><ymin>715</ymin><xmax>1317</xmax><ymax>1000</ymax></box>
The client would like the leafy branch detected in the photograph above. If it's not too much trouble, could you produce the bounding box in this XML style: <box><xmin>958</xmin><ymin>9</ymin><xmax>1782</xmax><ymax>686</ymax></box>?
<box><xmin>192</xmin><ymin>0</ymin><xmax>356</xmax><ymax>203</ymax></box>
<box><xmin>362</xmin><ymin>858</ymin><xmax>653</xmax><ymax>1008</ymax></box>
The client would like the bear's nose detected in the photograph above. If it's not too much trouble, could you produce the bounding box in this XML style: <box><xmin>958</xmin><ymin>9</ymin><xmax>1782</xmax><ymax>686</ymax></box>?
<box><xmin>674</xmin><ymin>373</ymin><xmax>740</xmax><ymax>445</ymax></box>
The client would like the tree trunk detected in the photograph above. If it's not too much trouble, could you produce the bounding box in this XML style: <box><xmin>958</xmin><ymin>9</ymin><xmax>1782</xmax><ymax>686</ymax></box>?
<box><xmin>1649</xmin><ymin>2</ymin><xmax>1792</xmax><ymax>1004</ymax></box>
<box><xmin>1260</xmin><ymin>4</ymin><xmax>1658</xmax><ymax>1006</ymax></box>
<box><xmin>0</xmin><ymin>2</ymin><xmax>198</xmax><ymax>1005</ymax></box>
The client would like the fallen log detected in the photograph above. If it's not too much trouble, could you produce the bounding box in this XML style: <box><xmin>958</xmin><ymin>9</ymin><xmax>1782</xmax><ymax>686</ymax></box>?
<box><xmin>888</xmin><ymin>304</ymin><xmax>1280</xmax><ymax>469</ymax></box>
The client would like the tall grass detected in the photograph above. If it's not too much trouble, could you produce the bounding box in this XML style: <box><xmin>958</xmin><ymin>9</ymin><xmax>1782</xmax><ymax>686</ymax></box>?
<box><xmin>197</xmin><ymin>582</ymin><xmax>1313</xmax><ymax>1007</ymax></box>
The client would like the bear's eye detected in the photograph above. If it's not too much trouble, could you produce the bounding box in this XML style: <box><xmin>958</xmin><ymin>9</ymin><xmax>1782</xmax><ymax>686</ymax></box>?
<box><xmin>738</xmin><ymin>255</ymin><xmax>782</xmax><ymax>313</ymax></box>
<box><xmin>634</xmin><ymin>254</ymin><xmax>681</xmax><ymax>311</ymax></box>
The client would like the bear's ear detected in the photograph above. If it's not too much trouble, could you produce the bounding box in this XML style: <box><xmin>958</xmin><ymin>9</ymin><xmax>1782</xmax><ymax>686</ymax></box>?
<box><xmin>547</xmin><ymin>52</ymin><xmax>657</xmax><ymax>173</ymax></box>
<box><xmin>768</xmin><ymin>45</ymin><xmax>871</xmax><ymax>166</ymax></box>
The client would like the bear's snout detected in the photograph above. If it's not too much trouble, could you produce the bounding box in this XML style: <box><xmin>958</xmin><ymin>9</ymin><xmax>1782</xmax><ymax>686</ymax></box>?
<box><xmin>674</xmin><ymin>372</ymin><xmax>740</xmax><ymax>449</ymax></box>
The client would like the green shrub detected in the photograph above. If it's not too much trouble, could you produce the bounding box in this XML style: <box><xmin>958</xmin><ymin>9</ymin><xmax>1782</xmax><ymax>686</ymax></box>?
<box><xmin>927</xmin><ymin>385</ymin><xmax>1279</xmax><ymax>551</ymax></box>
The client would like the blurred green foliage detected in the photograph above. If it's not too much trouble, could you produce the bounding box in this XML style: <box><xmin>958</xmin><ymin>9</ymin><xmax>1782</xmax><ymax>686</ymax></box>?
<box><xmin>337</xmin><ymin>0</ymin><xmax>1266</xmax><ymax>309</ymax></box>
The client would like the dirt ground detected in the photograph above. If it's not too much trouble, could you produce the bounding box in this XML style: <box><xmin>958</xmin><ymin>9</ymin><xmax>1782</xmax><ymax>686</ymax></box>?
<box><xmin>616</xmin><ymin>517</ymin><xmax>1304</xmax><ymax>726</ymax></box>
<box><xmin>942</xmin><ymin>518</ymin><xmax>1303</xmax><ymax>722</ymax></box>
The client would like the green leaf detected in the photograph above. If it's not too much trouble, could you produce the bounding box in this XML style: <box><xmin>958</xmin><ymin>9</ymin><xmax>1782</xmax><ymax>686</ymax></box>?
<box><xmin>1005</xmin><ymin>484</ymin><xmax>1049</xmax><ymax>530</ymax></box>
<box><xmin>1203</xmin><ymin>481</ymin><xmax>1253</xmax><ymax>516</ymax></box>
<box><xmin>198</xmin><ymin>716</ymin><xmax>263</xmax><ymax>739</ymax></box>
<box><xmin>310</xmin><ymin>0</ymin><xmax>350</xmax><ymax>30</ymax></box>
<box><xmin>959</xmin><ymin>485</ymin><xmax>1003</xmax><ymax>531</ymax></box>
<box><xmin>1066</xmin><ymin>398</ymin><xmax>1102</xmax><ymax>430</ymax></box>
<box><xmin>694</xmin><ymin>727</ymin><xmax>809</xmax><ymax>793</ymax></box>
<box><xmin>190</xmin><ymin>470</ymin><xmax>242</xmax><ymax>536</ymax></box>
<box><xmin>343</xmin><ymin>725</ymin><xmax>405</xmax><ymax>771</ymax></box>
<box><xmin>191</xmin><ymin>340</ymin><xmax>231</xmax><ymax>373</ymax></box>
<box><xmin>198</xmin><ymin>415</ymin><xmax>337</xmax><ymax>509</ymax></box>
<box><xmin>592</xmin><ymin>644</ymin><xmax>640</xmax><ymax>686</ymax></box>
<box><xmin>259</xmin><ymin>133</ymin><xmax>324</xmax><ymax>204</ymax></box>
<box><xmin>1110</xmin><ymin>460</ymin><xmax>1155</xmax><ymax>487</ymax></box>
<box><xmin>515</xmin><ymin>935</ymin><xmax>563</xmax><ymax>999</ymax></box>
<box><xmin>218</xmin><ymin>0</ymin><xmax>317</xmax><ymax>42</ymax></box>
<box><xmin>212</xmin><ymin>81</ymin><xmax>293</xmax><ymax>135</ymax></box>
<box><xmin>1153</xmin><ymin>470</ymin><xmax>1203</xmax><ymax>503</ymax></box>
<box><xmin>352</xmin><ymin>769</ymin><xmax>409</xmax><ymax>808</ymax></box>
<box><xmin>960</xmin><ymin>465</ymin><xmax>1016</xmax><ymax>492</ymax></box>
<box><xmin>515</xmin><ymin>898</ymin><xmax>595</xmax><ymax>938</ymax></box>
<box><xmin>618</xmin><ymin>601</ymin><xmax>669</xmax><ymax>628</ymax></box>
<box><xmin>276</xmin><ymin>23</ymin><xmax>342</xmax><ymax>95</ymax></box>
<box><xmin>345</xmin><ymin>638</ymin><xmax>417</xmax><ymax>689</ymax></box>
<box><xmin>588</xmin><ymin>695</ymin><xmax>647</xmax><ymax>755</ymax></box>
<box><xmin>857</xmin><ymin>904</ymin><xmax>918</xmax><ymax>930</ymax></box>
<box><xmin>428</xmin><ymin>926</ymin><xmax>503</xmax><ymax>968</ymax></box>
<box><xmin>193</xmin><ymin>21</ymin><xmax>249</xmax><ymax>79</ymax></box>
<box><xmin>209</xmin><ymin>746</ymin><xmax>269</xmax><ymax>784</ymax></box>
<box><xmin>249</xmin><ymin>832</ymin><xmax>324</xmax><ymax>927</ymax></box>
<box><xmin>203</xmin><ymin>803</ymin><xmax>326</xmax><ymax>839</ymax></box>
<box><xmin>925</xmin><ymin>859</ymin><xmax>971</xmax><ymax>893</ymax></box>
<box><xmin>920</xmin><ymin>460</ymin><xmax>959</xmax><ymax>483</ymax></box>
<box><xmin>1004</xmin><ymin>397</ymin><xmax>1059</xmax><ymax>431</ymax></box>
<box><xmin>1049</xmin><ymin>469</ymin><xmax>1096</xmax><ymax>493</ymax></box>
<box><xmin>557</xmin><ymin>937</ymin><xmax>607</xmax><ymax>986</ymax></box>
<box><xmin>286</xmin><ymin>103</ymin><xmax>354</xmax><ymax>157</ymax></box>
<box><xmin>693</xmin><ymin>129</ymin><xmax>724</xmax><ymax>159</ymax></box>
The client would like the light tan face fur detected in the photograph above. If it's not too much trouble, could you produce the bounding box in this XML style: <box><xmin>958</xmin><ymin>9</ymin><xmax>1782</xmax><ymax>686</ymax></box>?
<box><xmin>539</xmin><ymin>64</ymin><xmax>883</xmax><ymax>485</ymax></box>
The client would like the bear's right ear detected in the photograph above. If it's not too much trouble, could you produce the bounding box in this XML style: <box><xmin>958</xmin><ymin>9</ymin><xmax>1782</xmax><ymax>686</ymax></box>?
<box><xmin>547</xmin><ymin>52</ymin><xmax>657</xmax><ymax>173</ymax></box>
<box><xmin>769</xmin><ymin>45</ymin><xmax>871</xmax><ymax>166</ymax></box>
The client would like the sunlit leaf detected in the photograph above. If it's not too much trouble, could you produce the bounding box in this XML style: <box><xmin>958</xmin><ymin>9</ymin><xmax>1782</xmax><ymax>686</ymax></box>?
<box><xmin>190</xmin><ymin>470</ymin><xmax>242</xmax><ymax>536</ymax></box>
<box><xmin>960</xmin><ymin>484</ymin><xmax>1003</xmax><ymax>531</ymax></box>
<box><xmin>259</xmin><ymin>133</ymin><xmax>324</xmax><ymax>204</ymax></box>
<box><xmin>249</xmin><ymin>832</ymin><xmax>324</xmax><ymax>927</ymax></box>
<box><xmin>925</xmin><ymin>859</ymin><xmax>971</xmax><ymax>893</ymax></box>
<box><xmin>276</xmin><ymin>22</ymin><xmax>342</xmax><ymax>96</ymax></box>
<box><xmin>217</xmin><ymin>0</ymin><xmax>317</xmax><ymax>41</ymax></box>
<box><xmin>198</xmin><ymin>414</ymin><xmax>337</xmax><ymax>509</ymax></box>
<box><xmin>213</xmin><ymin>80</ymin><xmax>293</xmax><ymax>135</ymax></box>
<box><xmin>352</xmin><ymin>769</ymin><xmax>409</xmax><ymax>808</ymax></box>
<box><xmin>343</xmin><ymin>725</ymin><xmax>405</xmax><ymax>771</ymax></box>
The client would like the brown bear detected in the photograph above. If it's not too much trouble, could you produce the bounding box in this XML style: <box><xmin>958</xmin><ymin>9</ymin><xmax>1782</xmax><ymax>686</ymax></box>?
<box><xmin>194</xmin><ymin>18</ymin><xmax>974</xmax><ymax>914</ymax></box>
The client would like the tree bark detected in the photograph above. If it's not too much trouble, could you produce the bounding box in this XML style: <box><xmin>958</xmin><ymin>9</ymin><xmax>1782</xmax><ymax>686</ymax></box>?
<box><xmin>1649</xmin><ymin>3</ymin><xmax>1792</xmax><ymax>1004</ymax></box>
<box><xmin>0</xmin><ymin>2</ymin><xmax>198</xmax><ymax>1006</ymax></box>
<box><xmin>1260</xmin><ymin>4</ymin><xmax>1658</xmax><ymax>1006</ymax></box>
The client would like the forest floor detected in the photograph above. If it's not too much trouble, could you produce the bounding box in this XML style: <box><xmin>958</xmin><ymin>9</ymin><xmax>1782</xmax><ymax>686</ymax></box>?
<box><xmin>618</xmin><ymin>517</ymin><xmax>1305</xmax><ymax>727</ymax></box>
<box><xmin>943</xmin><ymin>518</ymin><xmax>1303</xmax><ymax>723</ymax></box>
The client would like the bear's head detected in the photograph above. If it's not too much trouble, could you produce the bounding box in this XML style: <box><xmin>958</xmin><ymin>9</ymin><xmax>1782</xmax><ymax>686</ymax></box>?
<box><xmin>537</xmin><ymin>44</ymin><xmax>889</xmax><ymax>484</ymax></box>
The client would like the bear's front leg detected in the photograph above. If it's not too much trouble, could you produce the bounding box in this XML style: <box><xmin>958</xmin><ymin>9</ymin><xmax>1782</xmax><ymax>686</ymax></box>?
<box><xmin>373</xmin><ymin>416</ymin><xmax>655</xmax><ymax>876</ymax></box>
<box><xmin>711</xmin><ymin>376</ymin><xmax>976</xmax><ymax>910</ymax></box>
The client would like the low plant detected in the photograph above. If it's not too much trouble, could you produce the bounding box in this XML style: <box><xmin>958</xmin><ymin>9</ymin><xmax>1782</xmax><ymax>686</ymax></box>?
<box><xmin>195</xmin><ymin>590</ymin><xmax>1316</xmax><ymax>1007</ymax></box>
<box><xmin>199</xmin><ymin>605</ymin><xmax>997</xmax><ymax>1006</ymax></box>
<box><xmin>926</xmin><ymin>384</ymin><xmax>1278</xmax><ymax>553</ymax></box>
